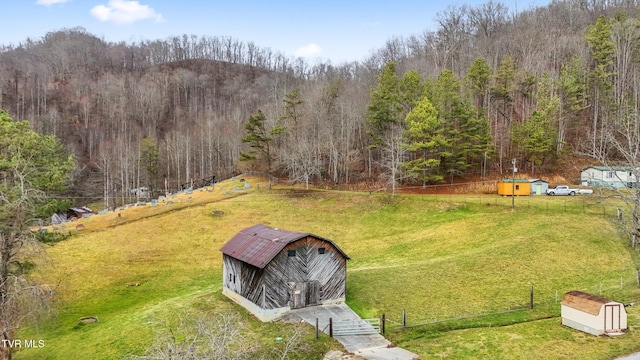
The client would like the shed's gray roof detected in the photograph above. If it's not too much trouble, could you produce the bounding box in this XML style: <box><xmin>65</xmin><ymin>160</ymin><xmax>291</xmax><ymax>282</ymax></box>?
<box><xmin>582</xmin><ymin>166</ymin><xmax>634</xmax><ymax>171</ymax></box>
<box><xmin>220</xmin><ymin>224</ymin><xmax>349</xmax><ymax>269</ymax></box>
<box><xmin>528</xmin><ymin>179</ymin><xmax>549</xmax><ymax>183</ymax></box>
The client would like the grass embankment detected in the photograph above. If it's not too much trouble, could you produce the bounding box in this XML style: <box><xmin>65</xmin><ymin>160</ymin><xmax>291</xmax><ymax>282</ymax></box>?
<box><xmin>15</xmin><ymin>180</ymin><xmax>640</xmax><ymax>359</ymax></box>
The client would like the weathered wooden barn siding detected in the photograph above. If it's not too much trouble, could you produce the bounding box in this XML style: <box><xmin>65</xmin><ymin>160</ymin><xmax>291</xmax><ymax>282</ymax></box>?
<box><xmin>242</xmin><ymin>265</ymin><xmax>266</xmax><ymax>306</ymax></box>
<box><xmin>307</xmin><ymin>237</ymin><xmax>347</xmax><ymax>301</ymax></box>
<box><xmin>222</xmin><ymin>255</ymin><xmax>244</xmax><ymax>294</ymax></box>
<box><xmin>224</xmin><ymin>254</ymin><xmax>267</xmax><ymax>306</ymax></box>
<box><xmin>260</xmin><ymin>236</ymin><xmax>346</xmax><ymax>309</ymax></box>
<box><xmin>222</xmin><ymin>225</ymin><xmax>349</xmax><ymax>316</ymax></box>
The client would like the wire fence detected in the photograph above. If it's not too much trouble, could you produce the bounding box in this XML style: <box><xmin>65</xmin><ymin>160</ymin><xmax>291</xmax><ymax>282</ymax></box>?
<box><xmin>296</xmin><ymin>178</ymin><xmax>634</xmax><ymax>218</ymax></box>
<box><xmin>378</xmin><ymin>280</ymin><xmax>640</xmax><ymax>334</ymax></box>
<box><xmin>400</xmin><ymin>192</ymin><xmax>639</xmax><ymax>220</ymax></box>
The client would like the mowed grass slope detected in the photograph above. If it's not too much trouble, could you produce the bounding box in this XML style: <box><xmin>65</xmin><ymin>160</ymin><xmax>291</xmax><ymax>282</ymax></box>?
<box><xmin>15</xmin><ymin>179</ymin><xmax>640</xmax><ymax>359</ymax></box>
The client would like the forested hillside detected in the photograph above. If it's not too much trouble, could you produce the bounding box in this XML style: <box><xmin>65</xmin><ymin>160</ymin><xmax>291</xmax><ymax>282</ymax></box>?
<box><xmin>1</xmin><ymin>0</ymin><xmax>639</xmax><ymax>206</ymax></box>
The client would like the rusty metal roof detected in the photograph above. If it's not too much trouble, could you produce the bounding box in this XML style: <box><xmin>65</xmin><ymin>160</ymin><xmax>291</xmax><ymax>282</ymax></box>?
<box><xmin>220</xmin><ymin>224</ymin><xmax>349</xmax><ymax>269</ymax></box>
<box><xmin>561</xmin><ymin>290</ymin><xmax>617</xmax><ymax>315</ymax></box>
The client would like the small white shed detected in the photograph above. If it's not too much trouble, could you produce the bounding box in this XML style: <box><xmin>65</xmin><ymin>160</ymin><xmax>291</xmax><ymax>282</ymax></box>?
<box><xmin>561</xmin><ymin>290</ymin><xmax>628</xmax><ymax>336</ymax></box>
<box><xmin>529</xmin><ymin>179</ymin><xmax>549</xmax><ymax>195</ymax></box>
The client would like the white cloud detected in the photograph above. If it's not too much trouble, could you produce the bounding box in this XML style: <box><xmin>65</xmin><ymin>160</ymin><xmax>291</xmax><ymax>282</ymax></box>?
<box><xmin>36</xmin><ymin>0</ymin><xmax>70</xmax><ymax>6</ymax></box>
<box><xmin>293</xmin><ymin>43</ymin><xmax>322</xmax><ymax>58</ymax></box>
<box><xmin>90</xmin><ymin>0</ymin><xmax>164</xmax><ymax>24</ymax></box>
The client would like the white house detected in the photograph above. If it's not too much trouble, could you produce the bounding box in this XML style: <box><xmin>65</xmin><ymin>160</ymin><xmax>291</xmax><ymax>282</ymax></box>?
<box><xmin>561</xmin><ymin>290</ymin><xmax>628</xmax><ymax>336</ymax></box>
<box><xmin>580</xmin><ymin>166</ymin><xmax>637</xmax><ymax>188</ymax></box>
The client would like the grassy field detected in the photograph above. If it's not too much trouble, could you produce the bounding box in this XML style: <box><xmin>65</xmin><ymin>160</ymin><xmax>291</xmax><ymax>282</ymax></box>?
<box><xmin>13</xmin><ymin>177</ymin><xmax>640</xmax><ymax>359</ymax></box>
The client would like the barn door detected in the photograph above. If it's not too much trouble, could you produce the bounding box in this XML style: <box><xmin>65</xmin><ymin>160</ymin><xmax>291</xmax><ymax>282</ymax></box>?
<box><xmin>604</xmin><ymin>304</ymin><xmax>621</xmax><ymax>332</ymax></box>
<box><xmin>290</xmin><ymin>282</ymin><xmax>306</xmax><ymax>309</ymax></box>
<box><xmin>290</xmin><ymin>281</ymin><xmax>320</xmax><ymax>309</ymax></box>
<box><xmin>306</xmin><ymin>281</ymin><xmax>319</xmax><ymax>306</ymax></box>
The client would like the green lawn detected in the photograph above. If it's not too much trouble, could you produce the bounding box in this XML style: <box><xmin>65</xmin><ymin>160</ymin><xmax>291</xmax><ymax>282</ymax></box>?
<box><xmin>14</xmin><ymin>181</ymin><xmax>640</xmax><ymax>359</ymax></box>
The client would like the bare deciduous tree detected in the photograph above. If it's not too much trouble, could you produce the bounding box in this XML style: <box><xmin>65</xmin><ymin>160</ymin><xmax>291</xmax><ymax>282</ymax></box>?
<box><xmin>593</xmin><ymin>112</ymin><xmax>640</xmax><ymax>248</ymax></box>
<box><xmin>378</xmin><ymin>123</ymin><xmax>406</xmax><ymax>197</ymax></box>
<box><xmin>282</xmin><ymin>142</ymin><xmax>322</xmax><ymax>190</ymax></box>
<box><xmin>124</xmin><ymin>312</ymin><xmax>308</xmax><ymax>360</ymax></box>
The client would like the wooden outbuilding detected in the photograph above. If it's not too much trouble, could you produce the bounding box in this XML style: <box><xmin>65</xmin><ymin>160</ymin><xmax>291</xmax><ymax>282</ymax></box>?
<box><xmin>220</xmin><ymin>224</ymin><xmax>350</xmax><ymax>321</ymax></box>
<box><xmin>561</xmin><ymin>290</ymin><xmax>628</xmax><ymax>336</ymax></box>
<box><xmin>497</xmin><ymin>179</ymin><xmax>531</xmax><ymax>196</ymax></box>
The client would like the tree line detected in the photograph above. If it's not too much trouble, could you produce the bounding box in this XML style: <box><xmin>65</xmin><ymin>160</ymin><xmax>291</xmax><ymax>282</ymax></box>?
<box><xmin>3</xmin><ymin>2</ymin><xmax>640</xmax><ymax>357</ymax></box>
<box><xmin>0</xmin><ymin>1</ymin><xmax>639</xmax><ymax>206</ymax></box>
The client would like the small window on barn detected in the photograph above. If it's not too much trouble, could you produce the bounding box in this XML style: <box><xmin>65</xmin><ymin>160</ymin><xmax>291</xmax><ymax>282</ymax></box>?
<box><xmin>607</xmin><ymin>171</ymin><xmax>614</xmax><ymax>179</ymax></box>
<box><xmin>318</xmin><ymin>247</ymin><xmax>326</xmax><ymax>254</ymax></box>
<box><xmin>287</xmin><ymin>250</ymin><xmax>296</xmax><ymax>257</ymax></box>
<box><xmin>515</xmin><ymin>185</ymin><xmax>520</xmax><ymax>190</ymax></box>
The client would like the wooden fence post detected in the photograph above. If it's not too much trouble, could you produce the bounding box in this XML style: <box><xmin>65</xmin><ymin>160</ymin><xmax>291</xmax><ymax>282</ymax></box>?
<box><xmin>530</xmin><ymin>286</ymin><xmax>534</xmax><ymax>309</ymax></box>
<box><xmin>329</xmin><ymin>317</ymin><xmax>333</xmax><ymax>338</ymax></box>
<box><xmin>402</xmin><ymin>309</ymin><xmax>407</xmax><ymax>328</ymax></box>
<box><xmin>381</xmin><ymin>313</ymin><xmax>385</xmax><ymax>335</ymax></box>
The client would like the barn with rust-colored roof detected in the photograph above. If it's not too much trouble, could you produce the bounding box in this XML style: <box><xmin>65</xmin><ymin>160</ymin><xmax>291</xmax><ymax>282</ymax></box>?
<box><xmin>220</xmin><ymin>224</ymin><xmax>350</xmax><ymax>321</ymax></box>
<box><xmin>561</xmin><ymin>290</ymin><xmax>628</xmax><ymax>336</ymax></box>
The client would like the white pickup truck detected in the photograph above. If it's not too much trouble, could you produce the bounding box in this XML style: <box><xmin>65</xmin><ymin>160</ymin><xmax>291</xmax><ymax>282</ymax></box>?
<box><xmin>546</xmin><ymin>185</ymin><xmax>579</xmax><ymax>196</ymax></box>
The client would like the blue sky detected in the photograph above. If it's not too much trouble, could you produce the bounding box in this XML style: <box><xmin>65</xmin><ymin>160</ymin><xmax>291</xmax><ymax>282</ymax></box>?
<box><xmin>3</xmin><ymin>0</ymin><xmax>550</xmax><ymax>64</ymax></box>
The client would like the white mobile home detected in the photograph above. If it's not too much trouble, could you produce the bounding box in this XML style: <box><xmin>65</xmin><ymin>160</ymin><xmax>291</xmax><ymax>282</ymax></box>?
<box><xmin>581</xmin><ymin>166</ymin><xmax>636</xmax><ymax>188</ymax></box>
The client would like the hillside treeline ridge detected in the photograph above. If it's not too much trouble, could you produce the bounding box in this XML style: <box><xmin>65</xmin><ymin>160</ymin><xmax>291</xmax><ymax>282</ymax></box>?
<box><xmin>0</xmin><ymin>0</ymin><xmax>638</xmax><ymax>206</ymax></box>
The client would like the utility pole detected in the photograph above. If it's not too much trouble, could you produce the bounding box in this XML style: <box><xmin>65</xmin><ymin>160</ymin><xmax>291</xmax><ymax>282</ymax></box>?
<box><xmin>512</xmin><ymin>158</ymin><xmax>517</xmax><ymax>210</ymax></box>
<box><xmin>482</xmin><ymin>151</ymin><xmax>487</xmax><ymax>179</ymax></box>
